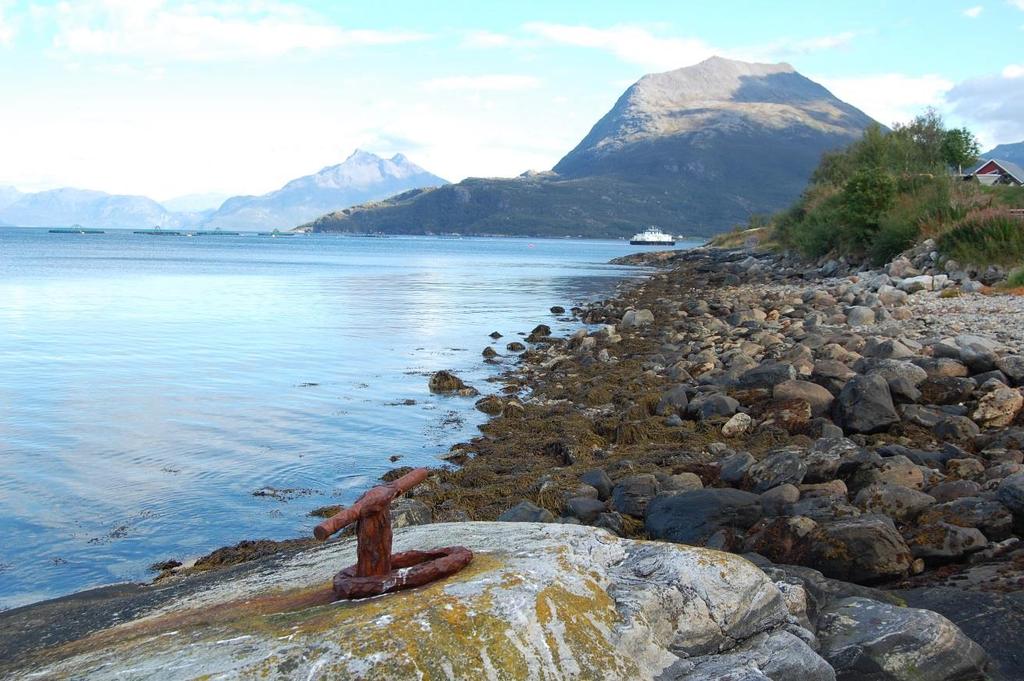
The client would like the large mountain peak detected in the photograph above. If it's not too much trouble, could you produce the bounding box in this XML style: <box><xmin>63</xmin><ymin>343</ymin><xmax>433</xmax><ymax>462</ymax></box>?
<box><xmin>554</xmin><ymin>57</ymin><xmax>873</xmax><ymax>178</ymax></box>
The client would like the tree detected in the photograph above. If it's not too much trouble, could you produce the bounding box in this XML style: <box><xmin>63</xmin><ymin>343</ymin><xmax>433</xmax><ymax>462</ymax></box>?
<box><xmin>841</xmin><ymin>168</ymin><xmax>896</xmax><ymax>248</ymax></box>
<box><xmin>891</xmin><ymin>108</ymin><xmax>946</xmax><ymax>170</ymax></box>
<box><xmin>941</xmin><ymin>127</ymin><xmax>981</xmax><ymax>175</ymax></box>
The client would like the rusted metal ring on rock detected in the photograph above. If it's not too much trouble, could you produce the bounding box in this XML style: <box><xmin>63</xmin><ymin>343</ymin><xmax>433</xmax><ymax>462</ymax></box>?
<box><xmin>332</xmin><ymin>546</ymin><xmax>474</xmax><ymax>600</ymax></box>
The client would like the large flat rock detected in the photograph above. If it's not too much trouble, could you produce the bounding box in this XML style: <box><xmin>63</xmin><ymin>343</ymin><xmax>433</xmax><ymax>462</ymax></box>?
<box><xmin>1</xmin><ymin>523</ymin><xmax>794</xmax><ymax>680</ymax></box>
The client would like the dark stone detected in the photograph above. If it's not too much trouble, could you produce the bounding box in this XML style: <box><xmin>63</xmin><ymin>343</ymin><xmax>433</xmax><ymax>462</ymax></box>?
<box><xmin>687</xmin><ymin>393</ymin><xmax>740</xmax><ymax>420</ymax></box>
<box><xmin>580</xmin><ymin>469</ymin><xmax>613</xmax><ymax>501</ymax></box>
<box><xmin>565</xmin><ymin>497</ymin><xmax>606</xmax><ymax>523</ymax></box>
<box><xmin>910</xmin><ymin>357</ymin><xmax>971</xmax><ymax>379</ymax></box>
<box><xmin>799</xmin><ymin>515</ymin><xmax>912</xmax><ymax>583</ymax></box>
<box><xmin>719</xmin><ymin>451</ymin><xmax>756</xmax><ymax>485</ymax></box>
<box><xmin>932</xmin><ymin>415</ymin><xmax>981</xmax><ymax>441</ymax></box>
<box><xmin>896</xmin><ymin>587</ymin><xmax>1024</xmax><ymax>680</ymax></box>
<box><xmin>959</xmin><ymin>341</ymin><xmax>998</xmax><ymax>373</ymax></box>
<box><xmin>919</xmin><ymin>376</ymin><xmax>977</xmax><ymax>405</ymax></box>
<box><xmin>972</xmin><ymin>370</ymin><xmax>1009</xmax><ymax>387</ymax></box>
<box><xmin>645</xmin><ymin>488</ymin><xmax>762</xmax><ymax>545</ymax></box>
<box><xmin>818</xmin><ymin>597</ymin><xmax>993</xmax><ymax>681</ymax></box>
<box><xmin>497</xmin><ymin>501</ymin><xmax>554</xmax><ymax>523</ymax></box>
<box><xmin>836</xmin><ymin>374</ymin><xmax>899</xmax><ymax>435</ymax></box>
<box><xmin>655</xmin><ymin>385</ymin><xmax>689</xmax><ymax>416</ymax></box>
<box><xmin>887</xmin><ymin>376</ymin><xmax>921</xmax><ymax>403</ymax></box>
<box><xmin>996</xmin><ymin>356</ymin><xmax>1024</xmax><ymax>386</ymax></box>
<box><xmin>997</xmin><ymin>472</ymin><xmax>1024</xmax><ymax>520</ymax></box>
<box><xmin>919</xmin><ymin>497</ymin><xmax>1014</xmax><ymax>541</ymax></box>
<box><xmin>593</xmin><ymin>512</ymin><xmax>625</xmax><ymax>536</ymax></box>
<box><xmin>745</xmin><ymin>448</ymin><xmax>807</xmax><ymax>493</ymax></box>
<box><xmin>526</xmin><ymin>324</ymin><xmax>551</xmax><ymax>342</ymax></box>
<box><xmin>739</xmin><ymin>361</ymin><xmax>797</xmax><ymax>389</ymax></box>
<box><xmin>929</xmin><ymin>479</ymin><xmax>983</xmax><ymax>503</ymax></box>
<box><xmin>611</xmin><ymin>474</ymin><xmax>660</xmax><ymax>518</ymax></box>
<box><xmin>903</xmin><ymin>522</ymin><xmax>986</xmax><ymax>559</ymax></box>
<box><xmin>805</xmin><ymin>438</ymin><xmax>858</xmax><ymax>483</ymax></box>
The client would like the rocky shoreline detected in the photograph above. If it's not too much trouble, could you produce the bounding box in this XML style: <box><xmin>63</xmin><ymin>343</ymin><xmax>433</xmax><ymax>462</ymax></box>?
<box><xmin>5</xmin><ymin>242</ymin><xmax>1024</xmax><ymax>679</ymax></box>
<box><xmin>411</xmin><ymin>242</ymin><xmax>1024</xmax><ymax>677</ymax></box>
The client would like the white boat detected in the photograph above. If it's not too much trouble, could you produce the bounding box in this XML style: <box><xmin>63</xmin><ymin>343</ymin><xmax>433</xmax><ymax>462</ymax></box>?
<box><xmin>629</xmin><ymin>227</ymin><xmax>675</xmax><ymax>246</ymax></box>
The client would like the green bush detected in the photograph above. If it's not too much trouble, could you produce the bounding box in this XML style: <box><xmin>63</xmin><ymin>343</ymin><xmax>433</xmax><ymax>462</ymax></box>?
<box><xmin>1006</xmin><ymin>267</ymin><xmax>1024</xmax><ymax>288</ymax></box>
<box><xmin>839</xmin><ymin>168</ymin><xmax>896</xmax><ymax>248</ymax></box>
<box><xmin>772</xmin><ymin>109</ymin><xmax>998</xmax><ymax>262</ymax></box>
<box><xmin>938</xmin><ymin>209</ymin><xmax>1024</xmax><ymax>267</ymax></box>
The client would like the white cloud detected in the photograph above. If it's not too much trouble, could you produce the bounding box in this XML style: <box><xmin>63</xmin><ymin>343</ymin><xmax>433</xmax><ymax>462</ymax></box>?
<box><xmin>521</xmin><ymin>22</ymin><xmax>862</xmax><ymax>72</ymax></box>
<box><xmin>50</xmin><ymin>1</ymin><xmax>428</xmax><ymax>61</ymax></box>
<box><xmin>964</xmin><ymin>5</ymin><xmax>984</xmax><ymax>18</ymax></box>
<box><xmin>461</xmin><ymin>30</ymin><xmax>515</xmax><ymax>48</ymax></box>
<box><xmin>1010</xmin><ymin>0</ymin><xmax>1024</xmax><ymax>9</ymax></box>
<box><xmin>819</xmin><ymin>73</ymin><xmax>954</xmax><ymax>127</ymax></box>
<box><xmin>522</xmin><ymin>22</ymin><xmax>716</xmax><ymax>71</ymax></box>
<box><xmin>947</xmin><ymin>68</ymin><xmax>1024</xmax><ymax>145</ymax></box>
<box><xmin>421</xmin><ymin>75</ymin><xmax>541</xmax><ymax>92</ymax></box>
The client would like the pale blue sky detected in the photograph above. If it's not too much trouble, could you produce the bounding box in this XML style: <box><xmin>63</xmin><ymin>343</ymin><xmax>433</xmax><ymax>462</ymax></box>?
<box><xmin>1</xmin><ymin>0</ymin><xmax>1021</xmax><ymax>199</ymax></box>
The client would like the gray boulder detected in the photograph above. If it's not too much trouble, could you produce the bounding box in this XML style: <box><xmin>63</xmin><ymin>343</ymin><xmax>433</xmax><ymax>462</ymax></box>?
<box><xmin>818</xmin><ymin>597</ymin><xmax>992</xmax><ymax>681</ymax></box>
<box><xmin>565</xmin><ymin>496</ymin><xmax>606</xmax><ymax>523</ymax></box>
<box><xmin>774</xmin><ymin>380</ymin><xmax>835</xmax><ymax>417</ymax></box>
<box><xmin>670</xmin><ymin>629</ymin><xmax>835</xmax><ymax>681</ymax></box>
<box><xmin>498</xmin><ymin>500</ymin><xmax>554</xmax><ymax>523</ymax></box>
<box><xmin>746</xmin><ymin>448</ymin><xmax>808</xmax><ymax>493</ymax></box>
<box><xmin>688</xmin><ymin>393</ymin><xmax>740</xmax><ymax>420</ymax></box>
<box><xmin>720</xmin><ymin>451</ymin><xmax>756</xmax><ymax>485</ymax></box>
<box><xmin>903</xmin><ymin>522</ymin><xmax>987</xmax><ymax>560</ymax></box>
<box><xmin>805</xmin><ymin>438</ymin><xmax>858</xmax><ymax>483</ymax></box>
<box><xmin>853</xmin><ymin>484</ymin><xmax>935</xmax><ymax>521</ymax></box>
<box><xmin>996</xmin><ymin>355</ymin><xmax>1024</xmax><ymax>386</ymax></box>
<box><xmin>996</xmin><ymin>472</ymin><xmax>1024</xmax><ymax>518</ymax></box>
<box><xmin>740</xmin><ymin>362</ymin><xmax>798</xmax><ymax>389</ymax></box>
<box><xmin>656</xmin><ymin>385</ymin><xmax>690</xmax><ymax>416</ymax></box>
<box><xmin>611</xmin><ymin>474</ymin><xmax>660</xmax><ymax>518</ymax></box>
<box><xmin>621</xmin><ymin>308</ymin><xmax>654</xmax><ymax>328</ymax></box>
<box><xmin>932</xmin><ymin>415</ymin><xmax>981</xmax><ymax>441</ymax></box>
<box><xmin>846</xmin><ymin>306</ymin><xmax>876</xmax><ymax>326</ymax></box>
<box><xmin>801</xmin><ymin>515</ymin><xmax>912</xmax><ymax>583</ymax></box>
<box><xmin>836</xmin><ymin>374</ymin><xmax>899</xmax><ymax>435</ymax></box>
<box><xmin>645</xmin><ymin>488</ymin><xmax>763</xmax><ymax>545</ymax></box>
<box><xmin>580</xmin><ymin>469</ymin><xmax>613</xmax><ymax>501</ymax></box>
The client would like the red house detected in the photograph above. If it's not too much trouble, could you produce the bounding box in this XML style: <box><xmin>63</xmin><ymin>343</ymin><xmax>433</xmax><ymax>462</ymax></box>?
<box><xmin>965</xmin><ymin>159</ymin><xmax>1024</xmax><ymax>187</ymax></box>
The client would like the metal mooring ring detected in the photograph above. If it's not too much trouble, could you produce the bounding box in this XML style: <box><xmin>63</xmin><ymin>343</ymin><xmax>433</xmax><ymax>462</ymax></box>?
<box><xmin>333</xmin><ymin>546</ymin><xmax>474</xmax><ymax>600</ymax></box>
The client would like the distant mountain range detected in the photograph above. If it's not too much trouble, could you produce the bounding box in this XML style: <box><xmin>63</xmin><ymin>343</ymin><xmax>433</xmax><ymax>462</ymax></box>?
<box><xmin>303</xmin><ymin>57</ymin><xmax>879</xmax><ymax>238</ymax></box>
<box><xmin>0</xmin><ymin>187</ymin><xmax>178</xmax><ymax>230</ymax></box>
<box><xmin>0</xmin><ymin>151</ymin><xmax>446</xmax><ymax>230</ymax></box>
<box><xmin>984</xmin><ymin>141</ymin><xmax>1024</xmax><ymax>167</ymax></box>
<box><xmin>203</xmin><ymin>151</ymin><xmax>446</xmax><ymax>230</ymax></box>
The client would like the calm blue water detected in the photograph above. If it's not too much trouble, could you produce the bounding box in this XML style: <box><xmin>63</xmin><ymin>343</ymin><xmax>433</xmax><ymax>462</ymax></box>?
<box><xmin>0</xmin><ymin>228</ymin><xmax>698</xmax><ymax>608</ymax></box>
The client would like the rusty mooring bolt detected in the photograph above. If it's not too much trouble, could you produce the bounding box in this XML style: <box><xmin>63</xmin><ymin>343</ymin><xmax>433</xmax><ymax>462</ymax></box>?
<box><xmin>313</xmin><ymin>467</ymin><xmax>473</xmax><ymax>599</ymax></box>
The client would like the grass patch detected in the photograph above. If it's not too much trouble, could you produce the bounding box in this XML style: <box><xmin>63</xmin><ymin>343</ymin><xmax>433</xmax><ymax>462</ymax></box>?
<box><xmin>938</xmin><ymin>209</ymin><xmax>1024</xmax><ymax>267</ymax></box>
